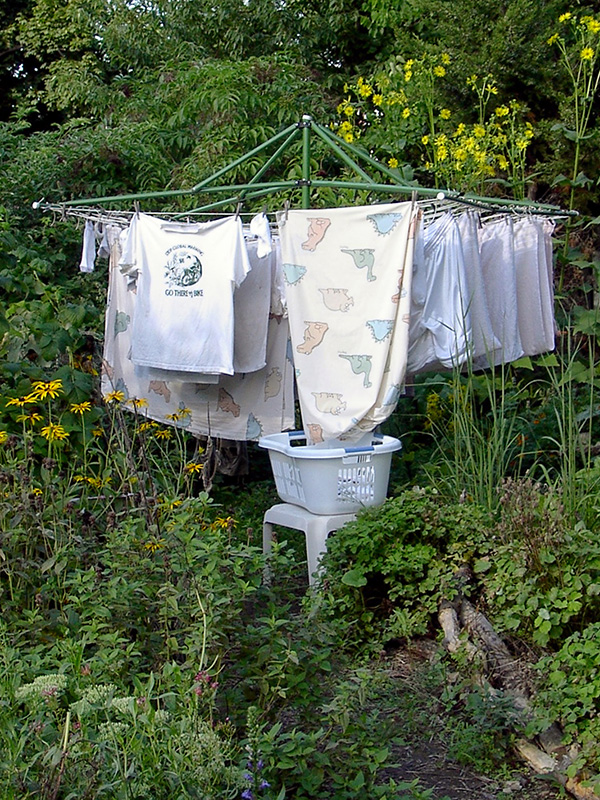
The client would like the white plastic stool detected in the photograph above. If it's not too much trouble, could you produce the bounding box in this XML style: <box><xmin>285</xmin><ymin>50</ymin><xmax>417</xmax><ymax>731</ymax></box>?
<box><xmin>262</xmin><ymin>502</ymin><xmax>357</xmax><ymax>586</ymax></box>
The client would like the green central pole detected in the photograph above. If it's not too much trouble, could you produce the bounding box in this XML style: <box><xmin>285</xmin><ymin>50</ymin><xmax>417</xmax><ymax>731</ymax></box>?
<box><xmin>301</xmin><ymin>115</ymin><xmax>311</xmax><ymax>209</ymax></box>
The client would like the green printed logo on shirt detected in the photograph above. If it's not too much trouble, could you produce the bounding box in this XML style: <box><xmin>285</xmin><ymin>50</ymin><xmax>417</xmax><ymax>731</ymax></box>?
<box><xmin>164</xmin><ymin>245</ymin><xmax>203</xmax><ymax>287</ymax></box>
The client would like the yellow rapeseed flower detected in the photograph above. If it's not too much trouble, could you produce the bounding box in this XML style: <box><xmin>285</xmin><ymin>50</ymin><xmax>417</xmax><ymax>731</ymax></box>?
<box><xmin>547</xmin><ymin>33</ymin><xmax>559</xmax><ymax>45</ymax></box>
<box><xmin>40</xmin><ymin>423</ymin><xmax>69</xmax><ymax>442</ymax></box>
<box><xmin>70</xmin><ymin>401</ymin><xmax>92</xmax><ymax>415</ymax></box>
<box><xmin>559</xmin><ymin>12</ymin><xmax>572</xmax><ymax>23</ymax></box>
<box><xmin>31</xmin><ymin>380</ymin><xmax>63</xmax><ymax>400</ymax></box>
<box><xmin>495</xmin><ymin>105</ymin><xmax>510</xmax><ymax>117</ymax></box>
<box><xmin>497</xmin><ymin>154</ymin><xmax>509</xmax><ymax>169</ymax></box>
<box><xmin>581</xmin><ymin>47</ymin><xmax>594</xmax><ymax>61</ymax></box>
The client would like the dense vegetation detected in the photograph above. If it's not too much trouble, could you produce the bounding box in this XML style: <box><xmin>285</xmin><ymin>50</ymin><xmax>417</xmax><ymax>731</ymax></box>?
<box><xmin>2</xmin><ymin>1</ymin><xmax>600</xmax><ymax>798</ymax></box>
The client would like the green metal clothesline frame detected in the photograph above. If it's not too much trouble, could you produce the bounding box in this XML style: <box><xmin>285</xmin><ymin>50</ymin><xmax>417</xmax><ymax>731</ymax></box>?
<box><xmin>50</xmin><ymin>115</ymin><xmax>573</xmax><ymax>217</ymax></box>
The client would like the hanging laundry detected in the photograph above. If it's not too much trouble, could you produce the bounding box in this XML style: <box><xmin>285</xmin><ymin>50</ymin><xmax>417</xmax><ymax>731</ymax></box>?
<box><xmin>475</xmin><ymin>216</ymin><xmax>524</xmax><ymax>367</ymax></box>
<box><xmin>407</xmin><ymin>212</ymin><xmax>472</xmax><ymax>373</ymax></box>
<box><xmin>79</xmin><ymin>220</ymin><xmax>97</xmax><ymax>273</ymax></box>
<box><xmin>277</xmin><ymin>200</ymin><xmax>416</xmax><ymax>444</ymax></box>
<box><xmin>118</xmin><ymin>213</ymin><xmax>251</xmax><ymax>375</ymax></box>
<box><xmin>456</xmin><ymin>211</ymin><xmax>501</xmax><ymax>360</ymax></box>
<box><xmin>102</xmin><ymin>230</ymin><xmax>294</xmax><ymax>441</ymax></box>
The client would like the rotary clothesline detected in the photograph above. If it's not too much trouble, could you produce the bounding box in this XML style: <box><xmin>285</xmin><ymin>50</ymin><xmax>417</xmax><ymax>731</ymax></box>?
<box><xmin>33</xmin><ymin>115</ymin><xmax>576</xmax><ymax>224</ymax></box>
<box><xmin>32</xmin><ymin>115</ymin><xmax>568</xmax><ymax>446</ymax></box>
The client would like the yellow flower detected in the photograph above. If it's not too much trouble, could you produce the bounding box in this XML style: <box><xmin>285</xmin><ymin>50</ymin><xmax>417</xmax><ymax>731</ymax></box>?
<box><xmin>213</xmin><ymin>515</ymin><xmax>237</xmax><ymax>530</ymax></box>
<box><xmin>31</xmin><ymin>487</ymin><xmax>43</xmax><ymax>496</ymax></box>
<box><xmin>139</xmin><ymin>421</ymin><xmax>158</xmax><ymax>432</ymax></box>
<box><xmin>31</xmin><ymin>380</ymin><xmax>63</xmax><ymax>400</ymax></box>
<box><xmin>92</xmin><ymin>428</ymin><xmax>103</xmax><ymax>437</ymax></box>
<box><xmin>344</xmin><ymin>132</ymin><xmax>355</xmax><ymax>143</ymax></box>
<box><xmin>402</xmin><ymin>107</ymin><xmax>411</xmax><ymax>118</ymax></box>
<box><xmin>40</xmin><ymin>423</ymin><xmax>69</xmax><ymax>442</ymax></box>
<box><xmin>547</xmin><ymin>32</ymin><xmax>559</xmax><ymax>45</ymax></box>
<box><xmin>178</xmin><ymin>407</ymin><xmax>191</xmax><ymax>418</ymax></box>
<box><xmin>154</xmin><ymin>428</ymin><xmax>173</xmax><ymax>440</ymax></box>
<box><xmin>474</xmin><ymin>124</ymin><xmax>486</xmax><ymax>138</ymax></box>
<box><xmin>74</xmin><ymin>474</ymin><xmax>86</xmax><ymax>482</ymax></box>
<box><xmin>16</xmin><ymin>412</ymin><xmax>43</xmax><ymax>424</ymax></box>
<box><xmin>495</xmin><ymin>105</ymin><xmax>510</xmax><ymax>117</ymax></box>
<box><xmin>105</xmin><ymin>390</ymin><xmax>125</xmax><ymax>403</ymax></box>
<box><xmin>441</xmin><ymin>53</ymin><xmax>451</xmax><ymax>65</ymax></box>
<box><xmin>144</xmin><ymin>539</ymin><xmax>165</xmax><ymax>553</ymax></box>
<box><xmin>436</xmin><ymin>145</ymin><xmax>448</xmax><ymax>161</ymax></box>
<box><xmin>559</xmin><ymin>12</ymin><xmax>572</xmax><ymax>23</ymax></box>
<box><xmin>165</xmin><ymin>412</ymin><xmax>181</xmax><ymax>421</ymax></box>
<box><xmin>388</xmin><ymin>157</ymin><xmax>399</xmax><ymax>169</ymax></box>
<box><xmin>497</xmin><ymin>154</ymin><xmax>509</xmax><ymax>169</ymax></box>
<box><xmin>516</xmin><ymin>138</ymin><xmax>529</xmax><ymax>151</ymax></box>
<box><xmin>404</xmin><ymin>59</ymin><xmax>414</xmax><ymax>69</ymax></box>
<box><xmin>422</xmin><ymin>135</ymin><xmax>430</xmax><ymax>145</ymax></box>
<box><xmin>339</xmin><ymin>120</ymin><xmax>352</xmax><ymax>133</ymax></box>
<box><xmin>433</xmin><ymin>66</ymin><xmax>446</xmax><ymax>77</ymax></box>
<box><xmin>372</xmin><ymin>94</ymin><xmax>383</xmax><ymax>105</ymax></box>
<box><xmin>454</xmin><ymin>147</ymin><xmax>467</xmax><ymax>162</ymax></box>
<box><xmin>0</xmin><ymin>431</ymin><xmax>8</xmax><ymax>444</ymax></box>
<box><xmin>344</xmin><ymin>105</ymin><xmax>355</xmax><ymax>117</ymax></box>
<box><xmin>488</xmin><ymin>85</ymin><xmax>498</xmax><ymax>95</ymax></box>
<box><xmin>128</xmin><ymin>397</ymin><xmax>149</xmax><ymax>409</ymax></box>
<box><xmin>454</xmin><ymin>123</ymin><xmax>466</xmax><ymax>136</ymax></box>
<box><xmin>358</xmin><ymin>82</ymin><xmax>373</xmax><ymax>98</ymax></box>
<box><xmin>586</xmin><ymin>18</ymin><xmax>600</xmax><ymax>34</ymax></box>
<box><xmin>404</xmin><ymin>71</ymin><xmax>412</xmax><ymax>83</ymax></box>
<box><xmin>6</xmin><ymin>395</ymin><xmax>36</xmax><ymax>407</ymax></box>
<box><xmin>581</xmin><ymin>47</ymin><xmax>594</xmax><ymax>61</ymax></box>
<box><xmin>70</xmin><ymin>401</ymin><xmax>92</xmax><ymax>415</ymax></box>
<box><xmin>525</xmin><ymin>123</ymin><xmax>534</xmax><ymax>139</ymax></box>
<box><xmin>440</xmin><ymin>108</ymin><xmax>451</xmax><ymax>119</ymax></box>
<box><xmin>185</xmin><ymin>461</ymin><xmax>204</xmax><ymax>474</ymax></box>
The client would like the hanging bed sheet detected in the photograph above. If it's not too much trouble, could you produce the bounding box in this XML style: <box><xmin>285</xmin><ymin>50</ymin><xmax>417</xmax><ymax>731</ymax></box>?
<box><xmin>277</xmin><ymin>200</ymin><xmax>417</xmax><ymax>444</ymax></box>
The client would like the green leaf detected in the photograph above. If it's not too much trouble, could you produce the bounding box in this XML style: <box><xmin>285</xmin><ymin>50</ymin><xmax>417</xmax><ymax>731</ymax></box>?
<box><xmin>342</xmin><ymin>568</ymin><xmax>367</xmax><ymax>587</ymax></box>
<box><xmin>473</xmin><ymin>558</ymin><xmax>491</xmax><ymax>573</ymax></box>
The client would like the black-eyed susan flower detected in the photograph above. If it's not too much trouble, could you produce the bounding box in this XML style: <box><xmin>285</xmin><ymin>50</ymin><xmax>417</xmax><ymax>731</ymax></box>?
<box><xmin>40</xmin><ymin>423</ymin><xmax>69</xmax><ymax>441</ymax></box>
<box><xmin>154</xmin><ymin>428</ymin><xmax>172</xmax><ymax>440</ymax></box>
<box><xmin>184</xmin><ymin>461</ymin><xmax>204</xmax><ymax>474</ymax></box>
<box><xmin>16</xmin><ymin>412</ymin><xmax>43</xmax><ymax>424</ymax></box>
<box><xmin>31</xmin><ymin>380</ymin><xmax>63</xmax><ymax>400</ymax></box>
<box><xmin>70</xmin><ymin>401</ymin><xmax>93</xmax><ymax>415</ymax></box>
<box><xmin>105</xmin><ymin>390</ymin><xmax>125</xmax><ymax>403</ymax></box>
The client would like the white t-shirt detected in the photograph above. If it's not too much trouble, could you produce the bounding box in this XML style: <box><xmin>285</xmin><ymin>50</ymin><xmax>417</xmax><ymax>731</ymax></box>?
<box><xmin>119</xmin><ymin>213</ymin><xmax>250</xmax><ymax>375</ymax></box>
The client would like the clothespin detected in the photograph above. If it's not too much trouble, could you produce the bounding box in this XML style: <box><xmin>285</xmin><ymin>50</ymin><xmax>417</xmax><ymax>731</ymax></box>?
<box><xmin>235</xmin><ymin>201</ymin><xmax>243</xmax><ymax>219</ymax></box>
<box><xmin>133</xmin><ymin>200</ymin><xmax>140</xmax><ymax>218</ymax></box>
<box><xmin>284</xmin><ymin>199</ymin><xmax>290</xmax><ymax>221</ymax></box>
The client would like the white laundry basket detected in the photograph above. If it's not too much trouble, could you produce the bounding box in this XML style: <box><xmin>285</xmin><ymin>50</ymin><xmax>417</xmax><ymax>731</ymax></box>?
<box><xmin>258</xmin><ymin>431</ymin><xmax>402</xmax><ymax>515</ymax></box>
